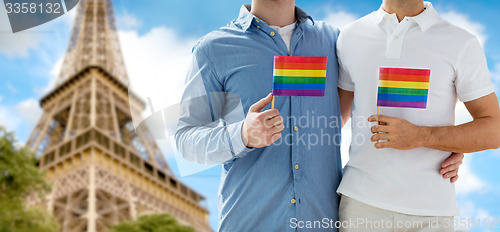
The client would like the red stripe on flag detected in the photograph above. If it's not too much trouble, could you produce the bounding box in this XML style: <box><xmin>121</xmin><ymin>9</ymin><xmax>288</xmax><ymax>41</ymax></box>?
<box><xmin>379</xmin><ymin>67</ymin><xmax>431</xmax><ymax>76</ymax></box>
<box><xmin>274</xmin><ymin>56</ymin><xmax>327</xmax><ymax>64</ymax></box>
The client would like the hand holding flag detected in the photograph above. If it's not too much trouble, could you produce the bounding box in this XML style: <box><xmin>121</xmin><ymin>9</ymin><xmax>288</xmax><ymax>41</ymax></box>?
<box><xmin>373</xmin><ymin>67</ymin><xmax>431</xmax><ymax>145</ymax></box>
<box><xmin>242</xmin><ymin>93</ymin><xmax>285</xmax><ymax>148</ymax></box>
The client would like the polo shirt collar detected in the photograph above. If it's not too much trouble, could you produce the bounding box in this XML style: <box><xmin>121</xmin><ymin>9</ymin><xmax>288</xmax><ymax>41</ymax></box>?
<box><xmin>373</xmin><ymin>1</ymin><xmax>440</xmax><ymax>32</ymax></box>
<box><xmin>237</xmin><ymin>4</ymin><xmax>314</xmax><ymax>32</ymax></box>
<box><xmin>412</xmin><ymin>2</ymin><xmax>440</xmax><ymax>32</ymax></box>
<box><xmin>373</xmin><ymin>5</ymin><xmax>389</xmax><ymax>25</ymax></box>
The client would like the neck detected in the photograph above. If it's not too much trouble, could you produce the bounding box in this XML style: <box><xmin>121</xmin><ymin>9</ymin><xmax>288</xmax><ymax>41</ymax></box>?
<box><xmin>250</xmin><ymin>0</ymin><xmax>296</xmax><ymax>27</ymax></box>
<box><xmin>382</xmin><ymin>0</ymin><xmax>425</xmax><ymax>22</ymax></box>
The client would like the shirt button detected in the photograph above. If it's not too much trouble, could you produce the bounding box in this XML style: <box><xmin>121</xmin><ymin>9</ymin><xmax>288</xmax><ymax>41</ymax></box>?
<box><xmin>293</xmin><ymin>126</ymin><xmax>299</xmax><ymax>131</ymax></box>
<box><xmin>393</xmin><ymin>35</ymin><xmax>399</xmax><ymax>39</ymax></box>
<box><xmin>257</xmin><ymin>25</ymin><xmax>260</xmax><ymax>29</ymax></box>
<box><xmin>256</xmin><ymin>19</ymin><xmax>260</xmax><ymax>23</ymax></box>
<box><xmin>294</xmin><ymin>164</ymin><xmax>299</xmax><ymax>170</ymax></box>
<box><xmin>270</xmin><ymin>31</ymin><xmax>276</xmax><ymax>37</ymax></box>
<box><xmin>291</xmin><ymin>198</ymin><xmax>296</xmax><ymax>204</ymax></box>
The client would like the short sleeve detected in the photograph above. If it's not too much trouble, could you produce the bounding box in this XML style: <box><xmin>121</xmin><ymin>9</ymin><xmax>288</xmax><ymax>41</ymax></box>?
<box><xmin>455</xmin><ymin>38</ymin><xmax>495</xmax><ymax>102</ymax></box>
<box><xmin>336</xmin><ymin>33</ymin><xmax>355</xmax><ymax>91</ymax></box>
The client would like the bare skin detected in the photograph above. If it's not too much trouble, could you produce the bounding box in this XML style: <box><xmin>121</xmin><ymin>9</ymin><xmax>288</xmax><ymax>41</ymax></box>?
<box><xmin>382</xmin><ymin>0</ymin><xmax>425</xmax><ymax>22</ymax></box>
<box><xmin>369</xmin><ymin>93</ymin><xmax>500</xmax><ymax>153</ymax></box>
<box><xmin>250</xmin><ymin>0</ymin><xmax>296</xmax><ymax>27</ymax></box>
<box><xmin>242</xmin><ymin>93</ymin><xmax>285</xmax><ymax>148</ymax></box>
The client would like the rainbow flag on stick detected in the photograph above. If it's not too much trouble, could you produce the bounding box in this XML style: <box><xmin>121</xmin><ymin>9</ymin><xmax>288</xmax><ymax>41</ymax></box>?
<box><xmin>273</xmin><ymin>56</ymin><xmax>327</xmax><ymax>97</ymax></box>
<box><xmin>377</xmin><ymin>67</ymin><xmax>431</xmax><ymax>109</ymax></box>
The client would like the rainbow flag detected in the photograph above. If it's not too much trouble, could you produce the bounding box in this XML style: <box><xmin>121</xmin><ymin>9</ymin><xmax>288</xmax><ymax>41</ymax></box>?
<box><xmin>377</xmin><ymin>67</ymin><xmax>431</xmax><ymax>109</ymax></box>
<box><xmin>273</xmin><ymin>56</ymin><xmax>327</xmax><ymax>96</ymax></box>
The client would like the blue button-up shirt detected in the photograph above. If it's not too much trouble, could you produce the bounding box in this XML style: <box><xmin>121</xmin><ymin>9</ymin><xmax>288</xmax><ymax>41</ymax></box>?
<box><xmin>175</xmin><ymin>5</ymin><xmax>342</xmax><ymax>232</ymax></box>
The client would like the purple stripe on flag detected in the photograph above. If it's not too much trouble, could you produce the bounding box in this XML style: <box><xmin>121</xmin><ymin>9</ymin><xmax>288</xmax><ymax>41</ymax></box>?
<box><xmin>273</xmin><ymin>89</ymin><xmax>325</xmax><ymax>97</ymax></box>
<box><xmin>377</xmin><ymin>100</ymin><xmax>427</xmax><ymax>109</ymax></box>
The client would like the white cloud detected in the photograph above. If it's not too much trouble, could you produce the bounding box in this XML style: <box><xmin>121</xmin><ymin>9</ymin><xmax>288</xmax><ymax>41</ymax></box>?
<box><xmin>14</xmin><ymin>99</ymin><xmax>42</xmax><ymax>127</ymax></box>
<box><xmin>0</xmin><ymin>3</ymin><xmax>43</xmax><ymax>58</ymax></box>
<box><xmin>455</xmin><ymin>154</ymin><xmax>486</xmax><ymax>196</ymax></box>
<box><xmin>456</xmin><ymin>201</ymin><xmax>495</xmax><ymax>232</ymax></box>
<box><xmin>42</xmin><ymin>58</ymin><xmax>64</xmax><ymax>94</ymax></box>
<box><xmin>322</xmin><ymin>11</ymin><xmax>358</xmax><ymax>30</ymax></box>
<box><xmin>117</xmin><ymin>25</ymin><xmax>198</xmax><ymax>161</ymax></box>
<box><xmin>0</xmin><ymin>98</ymin><xmax>41</xmax><ymax>137</ymax></box>
<box><xmin>118</xmin><ymin>26</ymin><xmax>197</xmax><ymax>112</ymax></box>
<box><xmin>117</xmin><ymin>11</ymin><xmax>142</xmax><ymax>29</ymax></box>
<box><xmin>440</xmin><ymin>11</ymin><xmax>487</xmax><ymax>47</ymax></box>
<box><xmin>0</xmin><ymin>106</ymin><xmax>19</xmax><ymax>131</ymax></box>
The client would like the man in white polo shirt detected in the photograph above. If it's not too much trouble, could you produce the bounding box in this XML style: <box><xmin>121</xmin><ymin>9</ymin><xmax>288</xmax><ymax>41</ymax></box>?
<box><xmin>337</xmin><ymin>0</ymin><xmax>500</xmax><ymax>231</ymax></box>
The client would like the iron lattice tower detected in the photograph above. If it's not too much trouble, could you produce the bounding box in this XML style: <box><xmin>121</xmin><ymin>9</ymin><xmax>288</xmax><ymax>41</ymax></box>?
<box><xmin>26</xmin><ymin>0</ymin><xmax>211</xmax><ymax>231</ymax></box>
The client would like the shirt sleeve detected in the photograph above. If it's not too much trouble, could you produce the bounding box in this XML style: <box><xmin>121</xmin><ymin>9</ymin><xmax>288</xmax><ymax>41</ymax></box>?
<box><xmin>455</xmin><ymin>38</ymin><xmax>495</xmax><ymax>102</ymax></box>
<box><xmin>174</xmin><ymin>46</ymin><xmax>253</xmax><ymax>165</ymax></box>
<box><xmin>336</xmin><ymin>33</ymin><xmax>355</xmax><ymax>92</ymax></box>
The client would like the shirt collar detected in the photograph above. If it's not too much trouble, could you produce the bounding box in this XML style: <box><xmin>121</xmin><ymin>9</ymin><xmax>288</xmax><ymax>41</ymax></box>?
<box><xmin>237</xmin><ymin>4</ymin><xmax>314</xmax><ymax>31</ymax></box>
<box><xmin>373</xmin><ymin>1</ymin><xmax>440</xmax><ymax>32</ymax></box>
<box><xmin>412</xmin><ymin>2</ymin><xmax>440</xmax><ymax>32</ymax></box>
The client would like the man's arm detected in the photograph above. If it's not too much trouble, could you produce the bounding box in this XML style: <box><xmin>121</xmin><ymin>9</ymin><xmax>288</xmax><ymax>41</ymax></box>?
<box><xmin>338</xmin><ymin>88</ymin><xmax>354</xmax><ymax>128</ymax></box>
<box><xmin>175</xmin><ymin>48</ymin><xmax>252</xmax><ymax>165</ymax></box>
<box><xmin>176</xmin><ymin>93</ymin><xmax>283</xmax><ymax>165</ymax></box>
<box><xmin>175</xmin><ymin>48</ymin><xmax>284</xmax><ymax>165</ymax></box>
<box><xmin>339</xmin><ymin>88</ymin><xmax>462</xmax><ymax>182</ymax></box>
<box><xmin>369</xmin><ymin>93</ymin><xmax>500</xmax><ymax>153</ymax></box>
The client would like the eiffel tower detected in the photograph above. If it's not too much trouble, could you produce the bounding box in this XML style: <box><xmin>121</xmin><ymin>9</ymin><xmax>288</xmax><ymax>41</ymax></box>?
<box><xmin>25</xmin><ymin>0</ymin><xmax>211</xmax><ymax>231</ymax></box>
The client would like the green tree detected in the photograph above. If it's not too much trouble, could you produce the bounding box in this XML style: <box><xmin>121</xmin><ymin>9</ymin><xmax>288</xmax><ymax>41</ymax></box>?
<box><xmin>108</xmin><ymin>214</ymin><xmax>195</xmax><ymax>232</ymax></box>
<box><xmin>0</xmin><ymin>126</ymin><xmax>60</xmax><ymax>232</ymax></box>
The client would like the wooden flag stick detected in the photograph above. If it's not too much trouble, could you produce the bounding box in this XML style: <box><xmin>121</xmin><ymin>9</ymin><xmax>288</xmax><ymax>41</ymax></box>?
<box><xmin>271</xmin><ymin>95</ymin><xmax>275</xmax><ymax>109</ymax></box>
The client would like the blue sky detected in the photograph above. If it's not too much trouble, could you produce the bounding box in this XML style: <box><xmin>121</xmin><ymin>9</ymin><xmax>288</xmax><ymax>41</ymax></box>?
<box><xmin>1</xmin><ymin>0</ymin><xmax>499</xmax><ymax>231</ymax></box>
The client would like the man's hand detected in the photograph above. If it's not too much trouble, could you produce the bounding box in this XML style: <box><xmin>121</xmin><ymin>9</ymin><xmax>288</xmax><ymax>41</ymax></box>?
<box><xmin>368</xmin><ymin>114</ymin><xmax>429</xmax><ymax>149</ymax></box>
<box><xmin>441</xmin><ymin>152</ymin><xmax>464</xmax><ymax>183</ymax></box>
<box><xmin>242</xmin><ymin>93</ymin><xmax>285</xmax><ymax>148</ymax></box>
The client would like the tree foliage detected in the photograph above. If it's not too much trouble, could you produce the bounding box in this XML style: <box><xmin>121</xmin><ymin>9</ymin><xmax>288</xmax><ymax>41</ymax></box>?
<box><xmin>108</xmin><ymin>213</ymin><xmax>195</xmax><ymax>232</ymax></box>
<box><xmin>0</xmin><ymin>127</ymin><xmax>60</xmax><ymax>232</ymax></box>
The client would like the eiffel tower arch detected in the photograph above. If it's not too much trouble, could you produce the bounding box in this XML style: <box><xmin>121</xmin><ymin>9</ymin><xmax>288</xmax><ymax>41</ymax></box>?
<box><xmin>25</xmin><ymin>0</ymin><xmax>211</xmax><ymax>231</ymax></box>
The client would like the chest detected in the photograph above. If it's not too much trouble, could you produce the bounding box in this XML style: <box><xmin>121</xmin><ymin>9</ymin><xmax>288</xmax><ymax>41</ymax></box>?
<box><xmin>214</xmin><ymin>33</ymin><xmax>340</xmax><ymax>115</ymax></box>
<box><xmin>344</xmin><ymin>28</ymin><xmax>460</xmax><ymax>126</ymax></box>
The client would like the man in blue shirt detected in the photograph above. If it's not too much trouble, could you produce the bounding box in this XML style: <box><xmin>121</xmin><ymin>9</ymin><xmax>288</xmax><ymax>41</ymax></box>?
<box><xmin>175</xmin><ymin>0</ymin><xmax>462</xmax><ymax>231</ymax></box>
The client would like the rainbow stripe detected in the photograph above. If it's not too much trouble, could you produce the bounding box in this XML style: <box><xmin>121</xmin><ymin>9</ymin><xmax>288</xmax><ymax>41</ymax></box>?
<box><xmin>273</xmin><ymin>56</ymin><xmax>327</xmax><ymax>96</ymax></box>
<box><xmin>377</xmin><ymin>67</ymin><xmax>431</xmax><ymax>109</ymax></box>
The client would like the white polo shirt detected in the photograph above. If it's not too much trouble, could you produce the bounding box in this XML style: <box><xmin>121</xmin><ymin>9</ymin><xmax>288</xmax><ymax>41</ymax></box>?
<box><xmin>337</xmin><ymin>2</ymin><xmax>495</xmax><ymax>216</ymax></box>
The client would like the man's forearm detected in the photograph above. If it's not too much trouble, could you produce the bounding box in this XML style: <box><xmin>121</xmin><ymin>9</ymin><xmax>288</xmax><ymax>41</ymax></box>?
<box><xmin>175</xmin><ymin>120</ymin><xmax>251</xmax><ymax>165</ymax></box>
<box><xmin>421</xmin><ymin>117</ymin><xmax>500</xmax><ymax>153</ymax></box>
